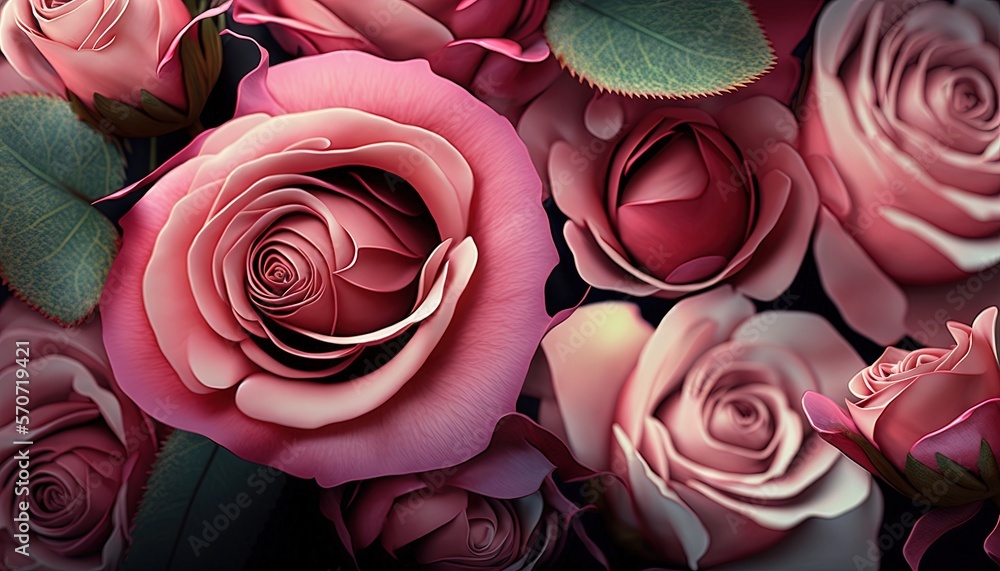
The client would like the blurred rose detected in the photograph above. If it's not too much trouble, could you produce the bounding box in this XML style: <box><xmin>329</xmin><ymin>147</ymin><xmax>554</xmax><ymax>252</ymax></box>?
<box><xmin>320</xmin><ymin>414</ymin><xmax>595</xmax><ymax>571</ymax></box>
<box><xmin>101</xmin><ymin>50</ymin><xmax>555</xmax><ymax>487</ymax></box>
<box><xmin>0</xmin><ymin>301</ymin><xmax>159</xmax><ymax>571</ymax></box>
<box><xmin>800</xmin><ymin>0</ymin><xmax>1000</xmax><ymax>345</ymax></box>
<box><xmin>803</xmin><ymin>306</ymin><xmax>999</xmax><ymax>567</ymax></box>
<box><xmin>527</xmin><ymin>287</ymin><xmax>881</xmax><ymax>569</ymax></box>
<box><xmin>0</xmin><ymin>0</ymin><xmax>203</xmax><ymax>120</ymax></box>
<box><xmin>519</xmin><ymin>85</ymin><xmax>817</xmax><ymax>301</ymax></box>
<box><xmin>233</xmin><ymin>0</ymin><xmax>559</xmax><ymax>118</ymax></box>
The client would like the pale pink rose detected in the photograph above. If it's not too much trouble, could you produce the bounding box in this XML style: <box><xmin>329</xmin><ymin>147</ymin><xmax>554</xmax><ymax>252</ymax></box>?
<box><xmin>527</xmin><ymin>287</ymin><xmax>881</xmax><ymax>569</ymax></box>
<box><xmin>320</xmin><ymin>414</ymin><xmax>596</xmax><ymax>571</ymax></box>
<box><xmin>0</xmin><ymin>300</ymin><xmax>159</xmax><ymax>571</ymax></box>
<box><xmin>0</xmin><ymin>0</ymin><xmax>51</xmax><ymax>95</ymax></box>
<box><xmin>0</xmin><ymin>53</ymin><xmax>40</xmax><ymax>95</ymax></box>
<box><xmin>800</xmin><ymin>0</ymin><xmax>1000</xmax><ymax>345</ymax></box>
<box><xmin>803</xmin><ymin>307</ymin><xmax>1000</xmax><ymax>568</ymax></box>
<box><xmin>0</xmin><ymin>0</ymin><xmax>193</xmax><ymax>109</ymax></box>
<box><xmin>519</xmin><ymin>86</ymin><xmax>818</xmax><ymax>301</ymax></box>
<box><xmin>232</xmin><ymin>0</ymin><xmax>559</xmax><ymax>118</ymax></box>
<box><xmin>100</xmin><ymin>49</ymin><xmax>556</xmax><ymax>487</ymax></box>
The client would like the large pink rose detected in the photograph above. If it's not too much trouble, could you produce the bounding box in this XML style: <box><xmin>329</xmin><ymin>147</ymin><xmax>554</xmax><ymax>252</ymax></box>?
<box><xmin>232</xmin><ymin>0</ymin><xmax>559</xmax><ymax>116</ymax></box>
<box><xmin>526</xmin><ymin>287</ymin><xmax>881</xmax><ymax>569</ymax></box>
<box><xmin>803</xmin><ymin>307</ymin><xmax>1000</xmax><ymax>567</ymax></box>
<box><xmin>519</xmin><ymin>85</ymin><xmax>818</xmax><ymax>301</ymax></box>
<box><xmin>100</xmin><ymin>49</ymin><xmax>556</xmax><ymax>487</ymax></box>
<box><xmin>0</xmin><ymin>0</ymin><xmax>194</xmax><ymax>110</ymax></box>
<box><xmin>0</xmin><ymin>300</ymin><xmax>160</xmax><ymax>571</ymax></box>
<box><xmin>320</xmin><ymin>414</ymin><xmax>595</xmax><ymax>570</ymax></box>
<box><xmin>800</xmin><ymin>0</ymin><xmax>1000</xmax><ymax>345</ymax></box>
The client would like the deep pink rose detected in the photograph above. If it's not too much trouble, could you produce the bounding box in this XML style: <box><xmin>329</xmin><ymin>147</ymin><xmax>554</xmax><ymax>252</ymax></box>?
<box><xmin>320</xmin><ymin>414</ymin><xmax>595</xmax><ymax>571</ymax></box>
<box><xmin>803</xmin><ymin>307</ymin><xmax>1000</xmax><ymax>567</ymax></box>
<box><xmin>232</xmin><ymin>0</ymin><xmax>559</xmax><ymax>117</ymax></box>
<box><xmin>0</xmin><ymin>301</ymin><xmax>159</xmax><ymax>571</ymax></box>
<box><xmin>526</xmin><ymin>287</ymin><xmax>881</xmax><ymax>569</ymax></box>
<box><xmin>0</xmin><ymin>0</ymin><xmax>193</xmax><ymax>110</ymax></box>
<box><xmin>519</xmin><ymin>85</ymin><xmax>818</xmax><ymax>301</ymax></box>
<box><xmin>800</xmin><ymin>0</ymin><xmax>1000</xmax><ymax>345</ymax></box>
<box><xmin>100</xmin><ymin>49</ymin><xmax>556</xmax><ymax>487</ymax></box>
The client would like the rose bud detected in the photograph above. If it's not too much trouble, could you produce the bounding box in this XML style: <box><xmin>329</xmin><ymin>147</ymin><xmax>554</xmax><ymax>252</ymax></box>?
<box><xmin>803</xmin><ymin>306</ymin><xmax>1000</xmax><ymax>568</ymax></box>
<box><xmin>519</xmin><ymin>77</ymin><xmax>819</xmax><ymax>302</ymax></box>
<box><xmin>0</xmin><ymin>0</ymin><xmax>228</xmax><ymax>137</ymax></box>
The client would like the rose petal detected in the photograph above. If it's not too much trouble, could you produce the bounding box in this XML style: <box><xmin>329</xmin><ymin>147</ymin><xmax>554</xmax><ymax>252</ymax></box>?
<box><xmin>539</xmin><ymin>302</ymin><xmax>653</xmax><ymax>470</ymax></box>
<box><xmin>903</xmin><ymin>503</ymin><xmax>983</xmax><ymax>570</ymax></box>
<box><xmin>813</xmin><ymin>207</ymin><xmax>908</xmax><ymax>344</ymax></box>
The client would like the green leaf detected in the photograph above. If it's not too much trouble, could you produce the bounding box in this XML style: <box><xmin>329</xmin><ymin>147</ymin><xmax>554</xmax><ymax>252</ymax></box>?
<box><xmin>0</xmin><ymin>94</ymin><xmax>124</xmax><ymax>324</ymax></box>
<box><xmin>979</xmin><ymin>439</ymin><xmax>1000</xmax><ymax>491</ymax></box>
<box><xmin>545</xmin><ymin>0</ymin><xmax>775</xmax><ymax>98</ymax></box>
<box><xmin>123</xmin><ymin>430</ymin><xmax>287</xmax><ymax>571</ymax></box>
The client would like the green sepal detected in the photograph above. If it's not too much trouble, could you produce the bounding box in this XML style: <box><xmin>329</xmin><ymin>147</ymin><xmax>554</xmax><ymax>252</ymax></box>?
<box><xmin>905</xmin><ymin>453</ymin><xmax>996</xmax><ymax>508</ymax></box>
<box><xmin>69</xmin><ymin>17</ymin><xmax>223</xmax><ymax>138</ymax></box>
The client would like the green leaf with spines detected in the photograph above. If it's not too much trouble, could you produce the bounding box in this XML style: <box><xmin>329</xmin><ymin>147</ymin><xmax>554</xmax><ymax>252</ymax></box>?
<box><xmin>0</xmin><ymin>94</ymin><xmax>124</xmax><ymax>324</ymax></box>
<box><xmin>123</xmin><ymin>430</ymin><xmax>287</xmax><ymax>571</ymax></box>
<box><xmin>545</xmin><ymin>0</ymin><xmax>775</xmax><ymax>98</ymax></box>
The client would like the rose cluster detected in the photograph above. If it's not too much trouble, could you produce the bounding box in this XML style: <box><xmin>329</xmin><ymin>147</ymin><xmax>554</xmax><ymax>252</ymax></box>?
<box><xmin>0</xmin><ymin>0</ymin><xmax>996</xmax><ymax>569</ymax></box>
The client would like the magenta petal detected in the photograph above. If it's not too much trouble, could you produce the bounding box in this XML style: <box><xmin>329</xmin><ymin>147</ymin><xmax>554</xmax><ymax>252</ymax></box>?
<box><xmin>909</xmin><ymin>398</ymin><xmax>1000</xmax><ymax>473</ymax></box>
<box><xmin>987</xmin><ymin>517</ymin><xmax>999</xmax><ymax>565</ymax></box>
<box><xmin>446</xmin><ymin>37</ymin><xmax>549</xmax><ymax>63</ymax></box>
<box><xmin>903</xmin><ymin>503</ymin><xmax>983</xmax><ymax>570</ymax></box>
<box><xmin>801</xmin><ymin>391</ymin><xmax>880</xmax><ymax>475</ymax></box>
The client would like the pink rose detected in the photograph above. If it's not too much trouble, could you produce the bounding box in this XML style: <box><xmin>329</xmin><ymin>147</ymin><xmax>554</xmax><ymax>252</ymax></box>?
<box><xmin>0</xmin><ymin>51</ymin><xmax>38</xmax><ymax>96</ymax></box>
<box><xmin>320</xmin><ymin>414</ymin><xmax>595</xmax><ymax>571</ymax></box>
<box><xmin>232</xmin><ymin>0</ymin><xmax>559</xmax><ymax>117</ymax></box>
<box><xmin>803</xmin><ymin>307</ymin><xmax>1000</xmax><ymax>567</ymax></box>
<box><xmin>0</xmin><ymin>0</ymin><xmax>50</xmax><ymax>95</ymax></box>
<box><xmin>519</xmin><ymin>86</ymin><xmax>818</xmax><ymax>301</ymax></box>
<box><xmin>799</xmin><ymin>0</ymin><xmax>1000</xmax><ymax>345</ymax></box>
<box><xmin>527</xmin><ymin>287</ymin><xmax>881</xmax><ymax>569</ymax></box>
<box><xmin>100</xmin><ymin>49</ymin><xmax>556</xmax><ymax>487</ymax></box>
<box><xmin>0</xmin><ymin>0</ymin><xmax>191</xmax><ymax>109</ymax></box>
<box><xmin>0</xmin><ymin>301</ymin><xmax>159</xmax><ymax>571</ymax></box>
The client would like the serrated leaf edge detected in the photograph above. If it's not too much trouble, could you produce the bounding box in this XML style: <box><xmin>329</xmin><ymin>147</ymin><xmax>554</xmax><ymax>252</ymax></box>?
<box><xmin>546</xmin><ymin>1</ymin><xmax>777</xmax><ymax>99</ymax></box>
